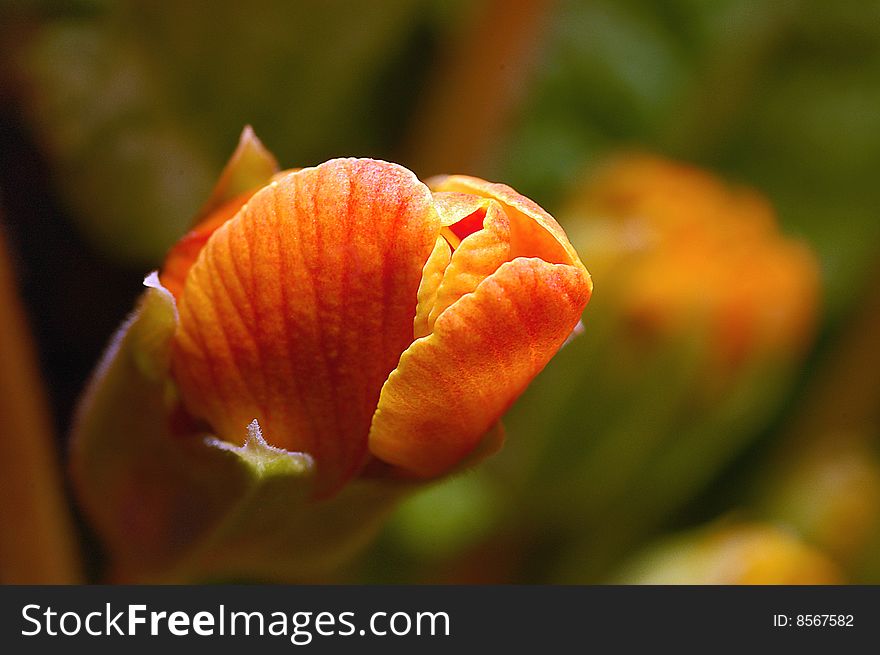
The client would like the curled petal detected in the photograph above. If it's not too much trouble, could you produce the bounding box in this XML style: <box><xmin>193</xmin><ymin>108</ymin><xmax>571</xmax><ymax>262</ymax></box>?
<box><xmin>432</xmin><ymin>191</ymin><xmax>490</xmax><ymax>230</ymax></box>
<box><xmin>429</xmin><ymin>175</ymin><xmax>583</xmax><ymax>268</ymax></box>
<box><xmin>413</xmin><ymin>237</ymin><xmax>452</xmax><ymax>340</ymax></box>
<box><xmin>173</xmin><ymin>159</ymin><xmax>440</xmax><ymax>494</ymax></box>
<box><xmin>369</xmin><ymin>257</ymin><xmax>591</xmax><ymax>477</ymax></box>
<box><xmin>428</xmin><ymin>201</ymin><xmax>511</xmax><ymax>329</ymax></box>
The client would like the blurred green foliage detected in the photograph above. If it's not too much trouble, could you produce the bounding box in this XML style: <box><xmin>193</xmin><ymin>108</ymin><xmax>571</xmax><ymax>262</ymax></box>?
<box><xmin>7</xmin><ymin>0</ymin><xmax>880</xmax><ymax>304</ymax></box>
<box><xmin>7</xmin><ymin>0</ymin><xmax>435</xmax><ymax>262</ymax></box>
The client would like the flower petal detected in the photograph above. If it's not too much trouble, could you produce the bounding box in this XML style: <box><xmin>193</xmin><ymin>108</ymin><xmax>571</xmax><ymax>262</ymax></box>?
<box><xmin>160</xmin><ymin>192</ymin><xmax>254</xmax><ymax>299</ymax></box>
<box><xmin>368</xmin><ymin>257</ymin><xmax>591</xmax><ymax>477</ymax></box>
<box><xmin>429</xmin><ymin>175</ymin><xmax>583</xmax><ymax>268</ymax></box>
<box><xmin>413</xmin><ymin>236</ymin><xmax>452</xmax><ymax>340</ymax></box>
<box><xmin>173</xmin><ymin>158</ymin><xmax>441</xmax><ymax>494</ymax></box>
<box><xmin>432</xmin><ymin>191</ymin><xmax>489</xmax><ymax>228</ymax></box>
<box><xmin>160</xmin><ymin>127</ymin><xmax>280</xmax><ymax>299</ymax></box>
<box><xmin>198</xmin><ymin>126</ymin><xmax>279</xmax><ymax>220</ymax></box>
<box><xmin>428</xmin><ymin>201</ymin><xmax>511</xmax><ymax>329</ymax></box>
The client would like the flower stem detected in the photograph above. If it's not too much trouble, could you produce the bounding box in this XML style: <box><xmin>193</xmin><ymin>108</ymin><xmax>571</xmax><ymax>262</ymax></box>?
<box><xmin>403</xmin><ymin>0</ymin><xmax>555</xmax><ymax>177</ymax></box>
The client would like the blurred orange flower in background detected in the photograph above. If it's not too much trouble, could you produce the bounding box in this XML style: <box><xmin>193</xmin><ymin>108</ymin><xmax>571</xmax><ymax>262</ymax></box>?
<box><xmin>565</xmin><ymin>154</ymin><xmax>820</xmax><ymax>373</ymax></box>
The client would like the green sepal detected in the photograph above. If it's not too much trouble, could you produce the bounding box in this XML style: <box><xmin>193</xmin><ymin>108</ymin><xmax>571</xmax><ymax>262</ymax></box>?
<box><xmin>207</xmin><ymin>420</ymin><xmax>313</xmax><ymax>480</ymax></box>
<box><xmin>70</xmin><ymin>274</ymin><xmax>407</xmax><ymax>583</ymax></box>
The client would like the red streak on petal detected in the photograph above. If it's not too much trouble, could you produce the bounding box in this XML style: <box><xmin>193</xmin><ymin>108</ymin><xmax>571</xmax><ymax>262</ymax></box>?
<box><xmin>448</xmin><ymin>207</ymin><xmax>487</xmax><ymax>243</ymax></box>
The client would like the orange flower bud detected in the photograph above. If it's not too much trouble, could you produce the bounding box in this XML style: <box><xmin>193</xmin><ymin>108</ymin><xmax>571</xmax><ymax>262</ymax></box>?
<box><xmin>162</xmin><ymin>153</ymin><xmax>591</xmax><ymax>495</ymax></box>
